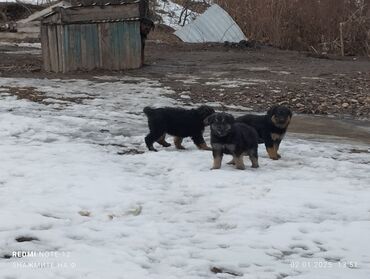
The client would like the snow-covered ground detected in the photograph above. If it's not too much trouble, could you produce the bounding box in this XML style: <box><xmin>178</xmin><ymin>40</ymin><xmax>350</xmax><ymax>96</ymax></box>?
<box><xmin>156</xmin><ymin>0</ymin><xmax>200</xmax><ymax>30</ymax></box>
<box><xmin>0</xmin><ymin>42</ymin><xmax>42</xmax><ymax>55</ymax></box>
<box><xmin>0</xmin><ymin>76</ymin><xmax>369</xmax><ymax>279</ymax></box>
<box><xmin>0</xmin><ymin>42</ymin><xmax>41</xmax><ymax>49</ymax></box>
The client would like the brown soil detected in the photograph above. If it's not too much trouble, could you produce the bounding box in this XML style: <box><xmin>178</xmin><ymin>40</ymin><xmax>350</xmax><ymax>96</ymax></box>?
<box><xmin>139</xmin><ymin>42</ymin><xmax>370</xmax><ymax>120</ymax></box>
<box><xmin>0</xmin><ymin>37</ymin><xmax>369</xmax><ymax>143</ymax></box>
<box><xmin>2</xmin><ymin>40</ymin><xmax>368</xmax><ymax>118</ymax></box>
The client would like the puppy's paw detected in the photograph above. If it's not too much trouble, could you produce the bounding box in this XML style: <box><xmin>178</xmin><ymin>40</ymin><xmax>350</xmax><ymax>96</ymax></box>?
<box><xmin>148</xmin><ymin>147</ymin><xmax>158</xmax><ymax>152</ymax></box>
<box><xmin>162</xmin><ymin>143</ymin><xmax>171</xmax><ymax>147</ymax></box>
<box><xmin>227</xmin><ymin>160</ymin><xmax>235</xmax><ymax>165</ymax></box>
<box><xmin>197</xmin><ymin>143</ymin><xmax>212</xmax><ymax>151</ymax></box>
<box><xmin>251</xmin><ymin>164</ymin><xmax>259</xmax><ymax>168</ymax></box>
<box><xmin>277</xmin><ymin>154</ymin><xmax>281</xmax><ymax>159</ymax></box>
<box><xmin>235</xmin><ymin>165</ymin><xmax>246</xmax><ymax>170</ymax></box>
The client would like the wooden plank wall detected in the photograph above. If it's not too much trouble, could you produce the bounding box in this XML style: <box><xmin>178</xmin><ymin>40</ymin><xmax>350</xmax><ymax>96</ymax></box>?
<box><xmin>41</xmin><ymin>25</ymin><xmax>51</xmax><ymax>72</ymax></box>
<box><xmin>41</xmin><ymin>21</ymin><xmax>142</xmax><ymax>73</ymax></box>
<box><xmin>48</xmin><ymin>25</ymin><xmax>59</xmax><ymax>72</ymax></box>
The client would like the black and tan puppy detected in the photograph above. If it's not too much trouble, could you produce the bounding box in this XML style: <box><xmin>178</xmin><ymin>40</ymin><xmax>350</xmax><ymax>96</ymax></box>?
<box><xmin>236</xmin><ymin>105</ymin><xmax>292</xmax><ymax>160</ymax></box>
<box><xmin>205</xmin><ymin>112</ymin><xmax>259</xmax><ymax>170</ymax></box>
<box><xmin>143</xmin><ymin>105</ymin><xmax>215</xmax><ymax>151</ymax></box>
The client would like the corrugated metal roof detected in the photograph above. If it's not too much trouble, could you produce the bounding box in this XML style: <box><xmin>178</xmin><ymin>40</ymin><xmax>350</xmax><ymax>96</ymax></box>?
<box><xmin>174</xmin><ymin>4</ymin><xmax>246</xmax><ymax>43</ymax></box>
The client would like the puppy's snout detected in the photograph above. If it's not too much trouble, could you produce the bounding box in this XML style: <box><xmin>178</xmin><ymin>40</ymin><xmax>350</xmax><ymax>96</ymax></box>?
<box><xmin>276</xmin><ymin>116</ymin><xmax>287</xmax><ymax>123</ymax></box>
<box><xmin>213</xmin><ymin>123</ymin><xmax>230</xmax><ymax>137</ymax></box>
<box><xmin>216</xmin><ymin>127</ymin><xmax>224</xmax><ymax>134</ymax></box>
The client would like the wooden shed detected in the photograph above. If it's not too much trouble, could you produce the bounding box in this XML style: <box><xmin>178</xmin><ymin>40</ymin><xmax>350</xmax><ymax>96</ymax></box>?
<box><xmin>41</xmin><ymin>0</ymin><xmax>149</xmax><ymax>72</ymax></box>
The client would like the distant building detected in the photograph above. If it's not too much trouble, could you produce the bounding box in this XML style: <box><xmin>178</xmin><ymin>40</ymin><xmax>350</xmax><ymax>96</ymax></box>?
<box><xmin>41</xmin><ymin>0</ymin><xmax>152</xmax><ymax>72</ymax></box>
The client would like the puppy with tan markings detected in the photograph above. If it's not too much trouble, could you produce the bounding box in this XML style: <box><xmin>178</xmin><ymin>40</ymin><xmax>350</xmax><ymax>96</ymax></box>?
<box><xmin>205</xmin><ymin>112</ymin><xmax>259</xmax><ymax>170</ymax></box>
<box><xmin>143</xmin><ymin>105</ymin><xmax>215</xmax><ymax>151</ymax></box>
<box><xmin>236</xmin><ymin>105</ymin><xmax>292</xmax><ymax>160</ymax></box>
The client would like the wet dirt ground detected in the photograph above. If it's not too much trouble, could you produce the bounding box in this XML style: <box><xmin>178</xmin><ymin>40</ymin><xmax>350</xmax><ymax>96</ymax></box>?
<box><xmin>0</xmin><ymin>41</ymin><xmax>369</xmax><ymax>144</ymax></box>
<box><xmin>139</xmin><ymin>42</ymin><xmax>370</xmax><ymax>118</ymax></box>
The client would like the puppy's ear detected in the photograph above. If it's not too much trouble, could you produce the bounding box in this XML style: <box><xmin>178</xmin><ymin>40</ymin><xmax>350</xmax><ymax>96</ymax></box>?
<box><xmin>198</xmin><ymin>105</ymin><xmax>215</xmax><ymax>119</ymax></box>
<box><xmin>267</xmin><ymin>105</ymin><xmax>278</xmax><ymax>117</ymax></box>
<box><xmin>282</xmin><ymin>105</ymin><xmax>293</xmax><ymax>117</ymax></box>
<box><xmin>204</xmin><ymin>113</ymin><xmax>216</xmax><ymax>126</ymax></box>
<box><xmin>228</xmin><ymin>114</ymin><xmax>235</xmax><ymax>123</ymax></box>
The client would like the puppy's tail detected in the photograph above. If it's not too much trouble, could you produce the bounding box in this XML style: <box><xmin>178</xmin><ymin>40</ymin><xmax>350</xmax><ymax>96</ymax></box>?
<box><xmin>143</xmin><ymin>106</ymin><xmax>154</xmax><ymax>116</ymax></box>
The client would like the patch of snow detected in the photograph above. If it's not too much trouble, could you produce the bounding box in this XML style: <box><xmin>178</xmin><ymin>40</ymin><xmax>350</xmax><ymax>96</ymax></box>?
<box><xmin>0</xmin><ymin>42</ymin><xmax>41</xmax><ymax>49</ymax></box>
<box><xmin>156</xmin><ymin>0</ymin><xmax>199</xmax><ymax>30</ymax></box>
<box><xmin>0</xmin><ymin>76</ymin><xmax>369</xmax><ymax>278</ymax></box>
<box><xmin>17</xmin><ymin>42</ymin><xmax>42</xmax><ymax>48</ymax></box>
<box><xmin>302</xmin><ymin>77</ymin><xmax>325</xmax><ymax>80</ymax></box>
<box><xmin>180</xmin><ymin>79</ymin><xmax>200</xmax><ymax>85</ymax></box>
<box><xmin>180</xmin><ymin>94</ymin><xmax>191</xmax><ymax>99</ymax></box>
<box><xmin>2</xmin><ymin>50</ymin><xmax>41</xmax><ymax>55</ymax></box>
<box><xmin>247</xmin><ymin>67</ymin><xmax>270</xmax><ymax>72</ymax></box>
<box><xmin>205</xmin><ymin>80</ymin><xmax>255</xmax><ymax>88</ymax></box>
<box><xmin>271</xmin><ymin>70</ymin><xmax>292</xmax><ymax>75</ymax></box>
<box><xmin>204</xmin><ymin>78</ymin><xmax>273</xmax><ymax>88</ymax></box>
<box><xmin>0</xmin><ymin>0</ymin><xmax>45</xmax><ymax>3</ymax></box>
<box><xmin>0</xmin><ymin>77</ymin><xmax>174</xmax><ymax>152</ymax></box>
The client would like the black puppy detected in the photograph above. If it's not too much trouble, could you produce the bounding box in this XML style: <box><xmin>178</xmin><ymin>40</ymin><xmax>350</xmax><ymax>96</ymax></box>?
<box><xmin>205</xmin><ymin>112</ymin><xmax>259</xmax><ymax>170</ymax></box>
<box><xmin>143</xmin><ymin>105</ymin><xmax>215</xmax><ymax>151</ymax></box>
<box><xmin>236</xmin><ymin>105</ymin><xmax>292</xmax><ymax>160</ymax></box>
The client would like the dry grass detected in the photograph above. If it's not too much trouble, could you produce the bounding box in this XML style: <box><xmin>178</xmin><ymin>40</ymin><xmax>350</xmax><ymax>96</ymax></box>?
<box><xmin>214</xmin><ymin>0</ymin><xmax>370</xmax><ymax>56</ymax></box>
